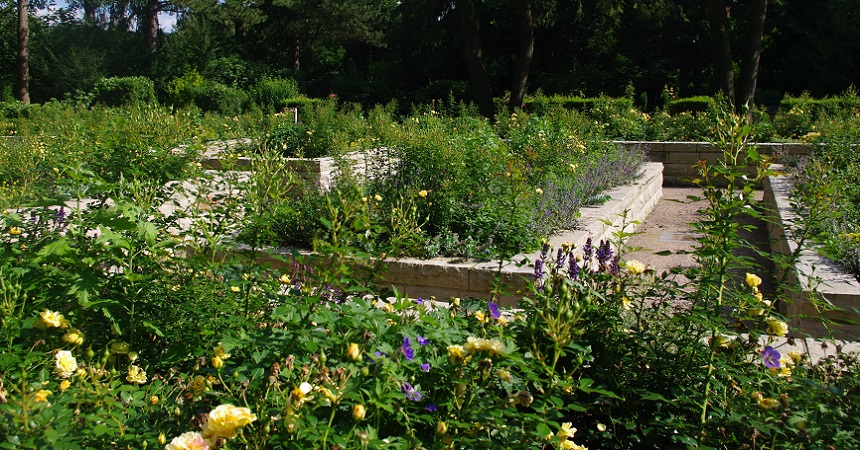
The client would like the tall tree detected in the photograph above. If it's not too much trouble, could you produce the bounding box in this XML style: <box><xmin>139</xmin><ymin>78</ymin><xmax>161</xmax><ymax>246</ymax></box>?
<box><xmin>17</xmin><ymin>0</ymin><xmax>29</xmax><ymax>103</ymax></box>
<box><xmin>707</xmin><ymin>0</ymin><xmax>768</xmax><ymax>113</ymax></box>
<box><xmin>457</xmin><ymin>0</ymin><xmax>494</xmax><ymax>118</ymax></box>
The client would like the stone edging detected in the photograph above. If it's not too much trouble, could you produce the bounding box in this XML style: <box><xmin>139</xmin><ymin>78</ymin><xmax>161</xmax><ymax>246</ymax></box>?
<box><xmin>763</xmin><ymin>164</ymin><xmax>860</xmax><ymax>339</ymax></box>
<box><xmin>249</xmin><ymin>162</ymin><xmax>663</xmax><ymax>307</ymax></box>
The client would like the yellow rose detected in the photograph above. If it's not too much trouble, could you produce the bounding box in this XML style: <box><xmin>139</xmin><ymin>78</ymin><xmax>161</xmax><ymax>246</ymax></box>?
<box><xmin>59</xmin><ymin>380</ymin><xmax>71</xmax><ymax>391</ymax></box>
<box><xmin>624</xmin><ymin>260</ymin><xmax>647</xmax><ymax>275</ymax></box>
<box><xmin>418</xmin><ymin>189</ymin><xmax>429</xmax><ymax>198</ymax></box>
<box><xmin>8</xmin><ymin>226</ymin><xmax>21</xmax><ymax>235</ymax></box>
<box><xmin>766</xmin><ymin>318</ymin><xmax>789</xmax><ymax>337</ymax></box>
<box><xmin>126</xmin><ymin>365</ymin><xmax>147</xmax><ymax>384</ymax></box>
<box><xmin>34</xmin><ymin>389</ymin><xmax>52</xmax><ymax>403</ymax></box>
<box><xmin>557</xmin><ymin>422</ymin><xmax>577</xmax><ymax>439</ymax></box>
<box><xmin>62</xmin><ymin>328</ymin><xmax>84</xmax><ymax>346</ymax></box>
<box><xmin>165</xmin><ymin>431</ymin><xmax>212</xmax><ymax>450</ymax></box>
<box><xmin>54</xmin><ymin>350</ymin><xmax>77</xmax><ymax>379</ymax></box>
<box><xmin>278</xmin><ymin>274</ymin><xmax>291</xmax><ymax>284</ymax></box>
<box><xmin>447</xmin><ymin>345</ymin><xmax>465</xmax><ymax>363</ymax></box>
<box><xmin>745</xmin><ymin>273</ymin><xmax>763</xmax><ymax>288</ymax></box>
<box><xmin>212</xmin><ymin>356</ymin><xmax>224</xmax><ymax>369</ymax></box>
<box><xmin>202</xmin><ymin>404</ymin><xmax>257</xmax><ymax>440</ymax></box>
<box><xmin>495</xmin><ymin>369</ymin><xmax>513</xmax><ymax>382</ymax></box>
<box><xmin>150</xmin><ymin>395</ymin><xmax>159</xmax><ymax>405</ymax></box>
<box><xmin>39</xmin><ymin>309</ymin><xmax>68</xmax><ymax>329</ymax></box>
<box><xmin>352</xmin><ymin>404</ymin><xmax>366</xmax><ymax>421</ymax></box>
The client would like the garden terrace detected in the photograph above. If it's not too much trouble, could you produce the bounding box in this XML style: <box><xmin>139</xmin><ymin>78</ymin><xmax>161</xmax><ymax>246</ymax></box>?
<box><xmin>245</xmin><ymin>162</ymin><xmax>663</xmax><ymax>306</ymax></box>
<box><xmin>764</xmin><ymin>165</ymin><xmax>860</xmax><ymax>339</ymax></box>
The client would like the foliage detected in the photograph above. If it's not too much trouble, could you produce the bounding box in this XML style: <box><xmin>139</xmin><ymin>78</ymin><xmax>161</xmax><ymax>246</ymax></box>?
<box><xmin>249</xmin><ymin>77</ymin><xmax>301</xmax><ymax>112</ymax></box>
<box><xmin>91</xmin><ymin>76</ymin><xmax>157</xmax><ymax>107</ymax></box>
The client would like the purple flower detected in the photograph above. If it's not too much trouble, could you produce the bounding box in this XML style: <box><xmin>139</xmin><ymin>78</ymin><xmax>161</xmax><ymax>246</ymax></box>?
<box><xmin>568</xmin><ymin>258</ymin><xmax>580</xmax><ymax>281</ymax></box>
<box><xmin>426</xmin><ymin>403</ymin><xmax>438</xmax><ymax>412</ymax></box>
<box><xmin>762</xmin><ymin>346</ymin><xmax>781</xmax><ymax>369</ymax></box>
<box><xmin>369</xmin><ymin>350</ymin><xmax>389</xmax><ymax>364</ymax></box>
<box><xmin>596</xmin><ymin>239</ymin><xmax>613</xmax><ymax>266</ymax></box>
<box><xmin>489</xmin><ymin>301</ymin><xmax>500</xmax><ymax>320</ymax></box>
<box><xmin>583</xmin><ymin>237</ymin><xmax>594</xmax><ymax>260</ymax></box>
<box><xmin>402</xmin><ymin>382</ymin><xmax>422</xmax><ymax>401</ymax></box>
<box><xmin>417</xmin><ymin>336</ymin><xmax>429</xmax><ymax>346</ymax></box>
<box><xmin>533</xmin><ymin>259</ymin><xmax>545</xmax><ymax>286</ymax></box>
<box><xmin>420</xmin><ymin>363</ymin><xmax>431</xmax><ymax>372</ymax></box>
<box><xmin>402</xmin><ymin>337</ymin><xmax>414</xmax><ymax>361</ymax></box>
<box><xmin>415</xmin><ymin>297</ymin><xmax>424</xmax><ymax>305</ymax></box>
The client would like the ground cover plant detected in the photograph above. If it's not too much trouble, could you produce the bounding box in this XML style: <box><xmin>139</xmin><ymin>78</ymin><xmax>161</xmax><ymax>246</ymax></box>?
<box><xmin>3</xmin><ymin>102</ymin><xmax>860</xmax><ymax>449</ymax></box>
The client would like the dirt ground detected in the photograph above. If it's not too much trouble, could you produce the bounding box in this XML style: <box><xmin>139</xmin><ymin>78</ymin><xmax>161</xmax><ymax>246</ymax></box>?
<box><xmin>624</xmin><ymin>186</ymin><xmax>777</xmax><ymax>298</ymax></box>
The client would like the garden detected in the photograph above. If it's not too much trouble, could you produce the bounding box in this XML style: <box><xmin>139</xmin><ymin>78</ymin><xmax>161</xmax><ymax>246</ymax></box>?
<box><xmin>2</xmin><ymin>88</ymin><xmax>860</xmax><ymax>449</ymax></box>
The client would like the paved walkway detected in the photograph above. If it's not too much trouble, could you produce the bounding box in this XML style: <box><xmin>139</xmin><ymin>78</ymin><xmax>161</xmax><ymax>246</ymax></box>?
<box><xmin>624</xmin><ymin>186</ymin><xmax>860</xmax><ymax>359</ymax></box>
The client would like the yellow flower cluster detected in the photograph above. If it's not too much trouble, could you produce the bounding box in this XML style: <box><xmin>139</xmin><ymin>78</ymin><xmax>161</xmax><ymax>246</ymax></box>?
<box><xmin>447</xmin><ymin>337</ymin><xmax>508</xmax><ymax>363</ymax></box>
<box><xmin>547</xmin><ymin>422</ymin><xmax>588</xmax><ymax>450</ymax></box>
<box><xmin>164</xmin><ymin>404</ymin><xmax>256</xmax><ymax>449</ymax></box>
<box><xmin>212</xmin><ymin>344</ymin><xmax>231</xmax><ymax>369</ymax></box>
<box><xmin>769</xmin><ymin>353</ymin><xmax>796</xmax><ymax>378</ymax></box>
<box><xmin>744</xmin><ymin>273</ymin><xmax>775</xmax><ymax>318</ymax></box>
<box><xmin>38</xmin><ymin>309</ymin><xmax>70</xmax><ymax>329</ymax></box>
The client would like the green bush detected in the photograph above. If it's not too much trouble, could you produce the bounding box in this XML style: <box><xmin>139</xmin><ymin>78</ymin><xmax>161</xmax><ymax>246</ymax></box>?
<box><xmin>249</xmin><ymin>77</ymin><xmax>301</xmax><ymax>111</ymax></box>
<box><xmin>91</xmin><ymin>76</ymin><xmax>157</xmax><ymax>107</ymax></box>
<box><xmin>192</xmin><ymin>81</ymin><xmax>249</xmax><ymax>116</ymax></box>
<box><xmin>166</xmin><ymin>69</ymin><xmax>206</xmax><ymax>108</ymax></box>
<box><xmin>668</xmin><ymin>96</ymin><xmax>715</xmax><ymax>114</ymax></box>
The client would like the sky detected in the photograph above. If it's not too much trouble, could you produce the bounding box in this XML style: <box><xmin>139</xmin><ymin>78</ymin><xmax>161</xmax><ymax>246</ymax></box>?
<box><xmin>37</xmin><ymin>1</ymin><xmax>181</xmax><ymax>33</ymax></box>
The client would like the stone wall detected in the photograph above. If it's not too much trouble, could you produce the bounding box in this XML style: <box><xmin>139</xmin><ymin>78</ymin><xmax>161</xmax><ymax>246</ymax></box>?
<box><xmin>617</xmin><ymin>141</ymin><xmax>811</xmax><ymax>185</ymax></box>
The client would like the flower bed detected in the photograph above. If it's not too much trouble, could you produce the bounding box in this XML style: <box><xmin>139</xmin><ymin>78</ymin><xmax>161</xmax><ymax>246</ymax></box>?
<box><xmin>247</xmin><ymin>162</ymin><xmax>663</xmax><ymax>305</ymax></box>
<box><xmin>764</xmin><ymin>164</ymin><xmax>860</xmax><ymax>339</ymax></box>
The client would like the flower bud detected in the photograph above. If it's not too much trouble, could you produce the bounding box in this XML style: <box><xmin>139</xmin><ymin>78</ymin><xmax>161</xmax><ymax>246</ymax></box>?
<box><xmin>158</xmin><ymin>433</ymin><xmax>167</xmax><ymax>445</ymax></box>
<box><xmin>352</xmin><ymin>404</ymin><xmax>366</xmax><ymax>421</ymax></box>
<box><xmin>347</xmin><ymin>343</ymin><xmax>362</xmax><ymax>362</ymax></box>
<box><xmin>435</xmin><ymin>421</ymin><xmax>448</xmax><ymax>436</ymax></box>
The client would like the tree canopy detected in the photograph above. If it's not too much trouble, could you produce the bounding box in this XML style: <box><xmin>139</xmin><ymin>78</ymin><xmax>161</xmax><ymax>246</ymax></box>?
<box><xmin>3</xmin><ymin>0</ymin><xmax>858</xmax><ymax>108</ymax></box>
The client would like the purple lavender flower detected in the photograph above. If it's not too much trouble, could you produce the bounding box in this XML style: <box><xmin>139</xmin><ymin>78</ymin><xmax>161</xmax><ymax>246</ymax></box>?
<box><xmin>420</xmin><ymin>363</ymin><xmax>431</xmax><ymax>372</ymax></box>
<box><xmin>402</xmin><ymin>382</ymin><xmax>422</xmax><ymax>401</ymax></box>
<box><xmin>426</xmin><ymin>403</ymin><xmax>438</xmax><ymax>412</ymax></box>
<box><xmin>489</xmin><ymin>301</ymin><xmax>500</xmax><ymax>320</ymax></box>
<box><xmin>402</xmin><ymin>337</ymin><xmax>415</xmax><ymax>361</ymax></box>
<box><xmin>762</xmin><ymin>346</ymin><xmax>781</xmax><ymax>369</ymax></box>
<box><xmin>417</xmin><ymin>336</ymin><xmax>429</xmax><ymax>346</ymax></box>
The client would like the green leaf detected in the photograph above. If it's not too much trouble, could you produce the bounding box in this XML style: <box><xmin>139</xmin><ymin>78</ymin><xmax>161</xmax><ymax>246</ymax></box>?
<box><xmin>142</xmin><ymin>320</ymin><xmax>165</xmax><ymax>337</ymax></box>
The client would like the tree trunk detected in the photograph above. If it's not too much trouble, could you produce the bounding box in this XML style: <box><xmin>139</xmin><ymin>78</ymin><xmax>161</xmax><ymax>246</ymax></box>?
<box><xmin>111</xmin><ymin>0</ymin><xmax>131</xmax><ymax>31</ymax></box>
<box><xmin>509</xmin><ymin>0</ymin><xmax>534</xmax><ymax>113</ymax></box>
<box><xmin>83</xmin><ymin>0</ymin><xmax>97</xmax><ymax>26</ymax></box>
<box><xmin>706</xmin><ymin>0</ymin><xmax>734</xmax><ymax>101</ymax></box>
<box><xmin>144</xmin><ymin>0</ymin><xmax>160</xmax><ymax>52</ymax></box>
<box><xmin>17</xmin><ymin>0</ymin><xmax>30</xmax><ymax>104</ymax></box>
<box><xmin>457</xmin><ymin>0</ymin><xmax>495</xmax><ymax>119</ymax></box>
<box><xmin>736</xmin><ymin>0</ymin><xmax>768</xmax><ymax>115</ymax></box>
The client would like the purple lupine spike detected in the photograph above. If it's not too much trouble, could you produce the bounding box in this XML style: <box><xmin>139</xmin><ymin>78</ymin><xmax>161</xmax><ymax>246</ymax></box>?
<box><xmin>533</xmin><ymin>258</ymin><xmax>544</xmax><ymax>281</ymax></box>
<box><xmin>556</xmin><ymin>247</ymin><xmax>567</xmax><ymax>273</ymax></box>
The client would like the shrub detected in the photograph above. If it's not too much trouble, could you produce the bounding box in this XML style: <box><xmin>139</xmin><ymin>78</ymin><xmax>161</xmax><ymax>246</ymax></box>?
<box><xmin>166</xmin><ymin>68</ymin><xmax>206</xmax><ymax>108</ymax></box>
<box><xmin>668</xmin><ymin>96</ymin><xmax>715</xmax><ymax>114</ymax></box>
<box><xmin>192</xmin><ymin>81</ymin><xmax>249</xmax><ymax>115</ymax></box>
<box><xmin>249</xmin><ymin>77</ymin><xmax>301</xmax><ymax>111</ymax></box>
<box><xmin>91</xmin><ymin>76</ymin><xmax>157</xmax><ymax>107</ymax></box>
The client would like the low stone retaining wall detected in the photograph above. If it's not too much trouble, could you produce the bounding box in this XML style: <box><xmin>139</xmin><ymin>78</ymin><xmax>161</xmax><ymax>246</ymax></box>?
<box><xmin>763</xmin><ymin>165</ymin><xmax>860</xmax><ymax>339</ymax></box>
<box><xmin>616</xmin><ymin>141</ymin><xmax>810</xmax><ymax>185</ymax></box>
<box><xmin>200</xmin><ymin>140</ymin><xmax>812</xmax><ymax>188</ymax></box>
<box><xmin>250</xmin><ymin>162</ymin><xmax>663</xmax><ymax>306</ymax></box>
